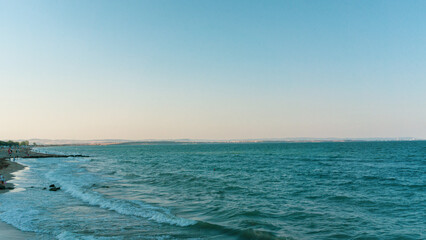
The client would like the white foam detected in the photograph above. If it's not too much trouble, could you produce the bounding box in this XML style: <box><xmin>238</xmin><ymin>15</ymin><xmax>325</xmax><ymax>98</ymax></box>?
<box><xmin>44</xmin><ymin>161</ymin><xmax>196</xmax><ymax>227</ymax></box>
<box><xmin>0</xmin><ymin>207</ymin><xmax>44</xmax><ymax>233</ymax></box>
<box><xmin>46</xmin><ymin>171</ymin><xmax>195</xmax><ymax>226</ymax></box>
<box><xmin>1</xmin><ymin>146</ymin><xmax>196</xmax><ymax>239</ymax></box>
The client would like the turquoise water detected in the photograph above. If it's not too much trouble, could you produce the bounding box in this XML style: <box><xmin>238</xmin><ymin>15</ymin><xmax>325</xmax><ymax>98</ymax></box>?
<box><xmin>0</xmin><ymin>141</ymin><xmax>424</xmax><ymax>239</ymax></box>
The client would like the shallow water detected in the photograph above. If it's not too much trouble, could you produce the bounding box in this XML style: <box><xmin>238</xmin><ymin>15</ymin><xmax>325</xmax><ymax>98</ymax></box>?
<box><xmin>0</xmin><ymin>141</ymin><xmax>424</xmax><ymax>239</ymax></box>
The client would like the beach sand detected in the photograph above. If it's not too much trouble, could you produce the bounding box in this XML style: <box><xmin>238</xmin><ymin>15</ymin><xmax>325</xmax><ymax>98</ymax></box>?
<box><xmin>0</xmin><ymin>148</ymin><xmax>37</xmax><ymax>239</ymax></box>
<box><xmin>0</xmin><ymin>157</ymin><xmax>25</xmax><ymax>191</ymax></box>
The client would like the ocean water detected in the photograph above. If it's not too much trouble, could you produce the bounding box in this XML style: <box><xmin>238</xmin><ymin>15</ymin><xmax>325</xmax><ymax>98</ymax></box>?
<box><xmin>0</xmin><ymin>141</ymin><xmax>424</xmax><ymax>240</ymax></box>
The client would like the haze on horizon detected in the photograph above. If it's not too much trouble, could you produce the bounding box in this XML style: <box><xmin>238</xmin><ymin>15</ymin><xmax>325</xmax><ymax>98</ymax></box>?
<box><xmin>1</xmin><ymin>1</ymin><xmax>425</xmax><ymax>140</ymax></box>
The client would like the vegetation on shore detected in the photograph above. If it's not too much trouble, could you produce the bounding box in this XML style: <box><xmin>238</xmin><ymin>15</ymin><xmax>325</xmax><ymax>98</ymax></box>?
<box><xmin>0</xmin><ymin>140</ymin><xmax>31</xmax><ymax>146</ymax></box>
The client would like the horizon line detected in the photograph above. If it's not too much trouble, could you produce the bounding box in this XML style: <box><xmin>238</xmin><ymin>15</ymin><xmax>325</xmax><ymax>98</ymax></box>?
<box><xmin>3</xmin><ymin>137</ymin><xmax>424</xmax><ymax>144</ymax></box>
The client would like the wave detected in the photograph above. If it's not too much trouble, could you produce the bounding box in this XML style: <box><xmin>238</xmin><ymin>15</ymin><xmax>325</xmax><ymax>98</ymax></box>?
<box><xmin>45</xmin><ymin>169</ymin><xmax>196</xmax><ymax>227</ymax></box>
<box><xmin>194</xmin><ymin>221</ymin><xmax>293</xmax><ymax>240</ymax></box>
<box><xmin>0</xmin><ymin>207</ymin><xmax>46</xmax><ymax>234</ymax></box>
<box><xmin>31</xmin><ymin>147</ymin><xmax>196</xmax><ymax>227</ymax></box>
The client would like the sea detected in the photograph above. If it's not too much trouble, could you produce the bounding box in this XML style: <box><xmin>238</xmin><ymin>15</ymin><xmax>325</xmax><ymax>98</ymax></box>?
<box><xmin>0</xmin><ymin>141</ymin><xmax>424</xmax><ymax>240</ymax></box>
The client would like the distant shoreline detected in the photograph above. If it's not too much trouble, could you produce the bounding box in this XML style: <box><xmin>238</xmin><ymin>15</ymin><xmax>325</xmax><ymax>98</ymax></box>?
<box><xmin>23</xmin><ymin>138</ymin><xmax>425</xmax><ymax>147</ymax></box>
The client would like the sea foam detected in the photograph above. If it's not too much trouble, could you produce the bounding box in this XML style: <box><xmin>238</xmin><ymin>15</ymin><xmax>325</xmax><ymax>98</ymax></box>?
<box><xmin>44</xmin><ymin>162</ymin><xmax>196</xmax><ymax>227</ymax></box>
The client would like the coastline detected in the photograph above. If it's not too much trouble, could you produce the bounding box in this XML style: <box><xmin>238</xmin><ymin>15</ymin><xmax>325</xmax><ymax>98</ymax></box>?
<box><xmin>0</xmin><ymin>146</ymin><xmax>82</xmax><ymax>191</ymax></box>
<box><xmin>0</xmin><ymin>147</ymin><xmax>73</xmax><ymax>239</ymax></box>
<box><xmin>0</xmin><ymin>158</ymin><xmax>25</xmax><ymax>192</ymax></box>
<box><xmin>0</xmin><ymin>151</ymin><xmax>36</xmax><ymax>239</ymax></box>
<box><xmin>0</xmin><ymin>221</ymin><xmax>35</xmax><ymax>240</ymax></box>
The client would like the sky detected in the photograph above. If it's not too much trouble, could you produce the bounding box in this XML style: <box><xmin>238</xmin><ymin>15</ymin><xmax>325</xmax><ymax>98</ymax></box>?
<box><xmin>1</xmin><ymin>0</ymin><xmax>425</xmax><ymax>140</ymax></box>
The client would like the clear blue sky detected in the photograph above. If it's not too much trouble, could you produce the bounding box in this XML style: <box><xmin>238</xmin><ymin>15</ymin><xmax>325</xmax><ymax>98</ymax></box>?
<box><xmin>1</xmin><ymin>0</ymin><xmax>425</xmax><ymax>140</ymax></box>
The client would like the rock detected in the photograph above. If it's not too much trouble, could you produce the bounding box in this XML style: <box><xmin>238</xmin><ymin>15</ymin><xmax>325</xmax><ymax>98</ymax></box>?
<box><xmin>49</xmin><ymin>186</ymin><xmax>61</xmax><ymax>191</ymax></box>
<box><xmin>0</xmin><ymin>185</ymin><xmax>5</xmax><ymax>190</ymax></box>
<box><xmin>42</xmin><ymin>187</ymin><xmax>47</xmax><ymax>190</ymax></box>
<box><xmin>48</xmin><ymin>184</ymin><xmax>61</xmax><ymax>191</ymax></box>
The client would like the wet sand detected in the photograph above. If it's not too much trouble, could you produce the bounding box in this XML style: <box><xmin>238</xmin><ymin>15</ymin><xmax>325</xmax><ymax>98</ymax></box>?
<box><xmin>0</xmin><ymin>158</ymin><xmax>25</xmax><ymax>191</ymax></box>
<box><xmin>0</xmin><ymin>221</ymin><xmax>35</xmax><ymax>240</ymax></box>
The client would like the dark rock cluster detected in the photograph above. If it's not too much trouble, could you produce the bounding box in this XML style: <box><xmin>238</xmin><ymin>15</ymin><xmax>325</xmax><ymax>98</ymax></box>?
<box><xmin>49</xmin><ymin>184</ymin><xmax>61</xmax><ymax>191</ymax></box>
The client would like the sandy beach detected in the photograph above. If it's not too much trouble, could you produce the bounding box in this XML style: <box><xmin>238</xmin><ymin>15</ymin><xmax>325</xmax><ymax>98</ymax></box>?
<box><xmin>0</xmin><ymin>157</ymin><xmax>25</xmax><ymax>191</ymax></box>
<box><xmin>0</xmin><ymin>147</ymin><xmax>41</xmax><ymax>188</ymax></box>
<box><xmin>0</xmin><ymin>146</ymin><xmax>79</xmax><ymax>191</ymax></box>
